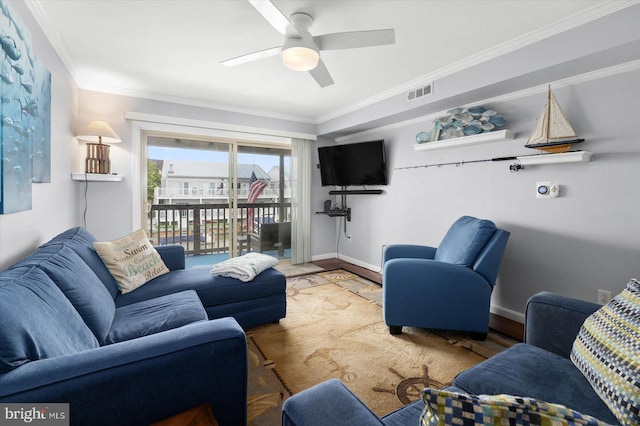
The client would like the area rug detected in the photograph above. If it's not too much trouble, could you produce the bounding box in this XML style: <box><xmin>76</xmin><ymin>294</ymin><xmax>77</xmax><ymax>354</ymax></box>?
<box><xmin>246</xmin><ymin>337</ymin><xmax>290</xmax><ymax>425</ymax></box>
<box><xmin>316</xmin><ymin>270</ymin><xmax>517</xmax><ymax>359</ymax></box>
<box><xmin>248</xmin><ymin>270</ymin><xmax>495</xmax><ymax>418</ymax></box>
<box><xmin>274</xmin><ymin>259</ymin><xmax>324</xmax><ymax>278</ymax></box>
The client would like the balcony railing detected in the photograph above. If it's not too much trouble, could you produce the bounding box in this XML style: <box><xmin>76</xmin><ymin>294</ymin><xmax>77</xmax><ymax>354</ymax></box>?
<box><xmin>148</xmin><ymin>202</ymin><xmax>291</xmax><ymax>257</ymax></box>
<box><xmin>154</xmin><ymin>187</ymin><xmax>290</xmax><ymax>199</ymax></box>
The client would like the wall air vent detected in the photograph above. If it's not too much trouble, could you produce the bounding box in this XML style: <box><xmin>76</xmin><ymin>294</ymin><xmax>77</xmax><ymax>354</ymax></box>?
<box><xmin>407</xmin><ymin>83</ymin><xmax>433</xmax><ymax>102</ymax></box>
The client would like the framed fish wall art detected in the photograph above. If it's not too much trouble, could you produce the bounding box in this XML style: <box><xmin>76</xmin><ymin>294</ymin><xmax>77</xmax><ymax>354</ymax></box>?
<box><xmin>1</xmin><ymin>0</ymin><xmax>51</xmax><ymax>214</ymax></box>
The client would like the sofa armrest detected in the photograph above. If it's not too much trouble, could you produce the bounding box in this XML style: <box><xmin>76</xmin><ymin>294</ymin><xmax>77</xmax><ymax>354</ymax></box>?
<box><xmin>282</xmin><ymin>379</ymin><xmax>384</xmax><ymax>426</ymax></box>
<box><xmin>525</xmin><ymin>291</ymin><xmax>600</xmax><ymax>359</ymax></box>
<box><xmin>0</xmin><ymin>317</ymin><xmax>246</xmax><ymax>426</ymax></box>
<box><xmin>383</xmin><ymin>244</ymin><xmax>437</xmax><ymax>264</ymax></box>
<box><xmin>155</xmin><ymin>244</ymin><xmax>185</xmax><ymax>270</ymax></box>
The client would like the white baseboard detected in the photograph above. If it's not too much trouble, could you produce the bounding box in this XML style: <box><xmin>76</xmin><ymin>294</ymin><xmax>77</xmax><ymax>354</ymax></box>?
<box><xmin>337</xmin><ymin>254</ymin><xmax>382</xmax><ymax>273</ymax></box>
<box><xmin>311</xmin><ymin>253</ymin><xmax>336</xmax><ymax>261</ymax></box>
<box><xmin>311</xmin><ymin>253</ymin><xmax>382</xmax><ymax>273</ymax></box>
<box><xmin>490</xmin><ymin>305</ymin><xmax>525</xmax><ymax>324</ymax></box>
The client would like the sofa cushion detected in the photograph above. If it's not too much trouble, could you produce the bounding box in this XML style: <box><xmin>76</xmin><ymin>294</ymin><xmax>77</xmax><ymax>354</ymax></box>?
<box><xmin>571</xmin><ymin>279</ymin><xmax>640</xmax><ymax>425</ymax></box>
<box><xmin>453</xmin><ymin>343</ymin><xmax>618</xmax><ymax>424</ymax></box>
<box><xmin>0</xmin><ymin>267</ymin><xmax>99</xmax><ymax>372</ymax></box>
<box><xmin>434</xmin><ymin>216</ymin><xmax>496</xmax><ymax>267</ymax></box>
<box><xmin>104</xmin><ymin>291</ymin><xmax>207</xmax><ymax>344</ymax></box>
<box><xmin>420</xmin><ymin>388</ymin><xmax>606</xmax><ymax>425</ymax></box>
<box><xmin>11</xmin><ymin>245</ymin><xmax>116</xmax><ymax>344</ymax></box>
<box><xmin>381</xmin><ymin>400</ymin><xmax>424</xmax><ymax>425</ymax></box>
<box><xmin>93</xmin><ymin>229</ymin><xmax>170</xmax><ymax>294</ymax></box>
<box><xmin>115</xmin><ymin>266</ymin><xmax>286</xmax><ymax>309</ymax></box>
<box><xmin>39</xmin><ymin>227</ymin><xmax>120</xmax><ymax>299</ymax></box>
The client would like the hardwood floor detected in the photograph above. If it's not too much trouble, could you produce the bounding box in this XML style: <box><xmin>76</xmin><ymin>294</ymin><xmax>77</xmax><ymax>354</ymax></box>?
<box><xmin>312</xmin><ymin>258</ymin><xmax>382</xmax><ymax>284</ymax></box>
<box><xmin>489</xmin><ymin>314</ymin><xmax>524</xmax><ymax>341</ymax></box>
<box><xmin>312</xmin><ymin>257</ymin><xmax>524</xmax><ymax>341</ymax></box>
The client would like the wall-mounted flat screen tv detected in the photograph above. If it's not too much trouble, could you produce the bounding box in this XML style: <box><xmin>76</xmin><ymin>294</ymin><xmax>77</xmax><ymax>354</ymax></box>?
<box><xmin>318</xmin><ymin>140</ymin><xmax>388</xmax><ymax>186</ymax></box>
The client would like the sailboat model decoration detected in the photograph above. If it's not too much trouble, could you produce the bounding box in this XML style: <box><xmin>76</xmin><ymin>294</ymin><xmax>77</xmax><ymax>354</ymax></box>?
<box><xmin>525</xmin><ymin>86</ymin><xmax>585</xmax><ymax>153</ymax></box>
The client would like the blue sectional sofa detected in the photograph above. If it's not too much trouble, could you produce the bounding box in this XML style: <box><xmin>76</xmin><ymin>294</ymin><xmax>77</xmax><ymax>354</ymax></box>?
<box><xmin>42</xmin><ymin>227</ymin><xmax>287</xmax><ymax>329</ymax></box>
<box><xmin>0</xmin><ymin>227</ymin><xmax>287</xmax><ymax>425</ymax></box>
<box><xmin>282</xmin><ymin>292</ymin><xmax>621</xmax><ymax>425</ymax></box>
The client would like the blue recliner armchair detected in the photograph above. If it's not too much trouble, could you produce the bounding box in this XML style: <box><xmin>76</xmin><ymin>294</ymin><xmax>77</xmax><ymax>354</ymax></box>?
<box><xmin>383</xmin><ymin>216</ymin><xmax>510</xmax><ymax>340</ymax></box>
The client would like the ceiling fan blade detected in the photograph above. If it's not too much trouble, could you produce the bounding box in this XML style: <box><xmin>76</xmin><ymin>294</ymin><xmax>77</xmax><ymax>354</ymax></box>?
<box><xmin>220</xmin><ymin>46</ymin><xmax>282</xmax><ymax>67</ymax></box>
<box><xmin>309</xmin><ymin>59</ymin><xmax>334</xmax><ymax>88</ymax></box>
<box><xmin>248</xmin><ymin>0</ymin><xmax>297</xmax><ymax>36</ymax></box>
<box><xmin>314</xmin><ymin>29</ymin><xmax>395</xmax><ymax>51</ymax></box>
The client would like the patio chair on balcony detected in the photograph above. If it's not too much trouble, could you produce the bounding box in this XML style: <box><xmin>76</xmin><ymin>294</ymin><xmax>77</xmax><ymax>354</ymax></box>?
<box><xmin>247</xmin><ymin>222</ymin><xmax>291</xmax><ymax>257</ymax></box>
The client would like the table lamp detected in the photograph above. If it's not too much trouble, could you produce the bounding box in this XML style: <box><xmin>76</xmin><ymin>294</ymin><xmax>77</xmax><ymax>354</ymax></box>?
<box><xmin>76</xmin><ymin>120</ymin><xmax>121</xmax><ymax>174</ymax></box>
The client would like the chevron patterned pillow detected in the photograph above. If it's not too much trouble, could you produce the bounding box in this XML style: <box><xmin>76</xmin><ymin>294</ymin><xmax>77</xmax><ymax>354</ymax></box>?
<box><xmin>420</xmin><ymin>389</ymin><xmax>606</xmax><ymax>426</ymax></box>
<box><xmin>570</xmin><ymin>279</ymin><xmax>640</xmax><ymax>425</ymax></box>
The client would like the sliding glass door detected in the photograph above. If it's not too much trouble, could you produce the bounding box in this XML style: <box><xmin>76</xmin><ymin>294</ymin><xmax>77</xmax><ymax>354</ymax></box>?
<box><xmin>238</xmin><ymin>145</ymin><xmax>291</xmax><ymax>260</ymax></box>
<box><xmin>144</xmin><ymin>135</ymin><xmax>291</xmax><ymax>267</ymax></box>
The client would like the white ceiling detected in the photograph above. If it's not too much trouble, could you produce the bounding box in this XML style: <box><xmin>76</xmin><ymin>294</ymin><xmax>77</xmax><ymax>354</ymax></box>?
<box><xmin>27</xmin><ymin>1</ymin><xmax>627</xmax><ymax>123</ymax></box>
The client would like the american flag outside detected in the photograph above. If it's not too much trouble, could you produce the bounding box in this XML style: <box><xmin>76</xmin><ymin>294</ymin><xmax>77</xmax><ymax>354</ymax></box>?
<box><xmin>247</xmin><ymin>171</ymin><xmax>267</xmax><ymax>224</ymax></box>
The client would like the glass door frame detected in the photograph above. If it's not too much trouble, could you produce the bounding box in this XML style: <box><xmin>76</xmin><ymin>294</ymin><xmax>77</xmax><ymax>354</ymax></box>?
<box><xmin>145</xmin><ymin>133</ymin><xmax>237</xmax><ymax>259</ymax></box>
<box><xmin>131</xmin><ymin>119</ymin><xmax>292</xmax><ymax>261</ymax></box>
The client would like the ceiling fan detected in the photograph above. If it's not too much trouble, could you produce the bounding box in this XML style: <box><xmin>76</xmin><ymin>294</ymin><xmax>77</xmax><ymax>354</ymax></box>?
<box><xmin>220</xmin><ymin>0</ymin><xmax>395</xmax><ymax>87</ymax></box>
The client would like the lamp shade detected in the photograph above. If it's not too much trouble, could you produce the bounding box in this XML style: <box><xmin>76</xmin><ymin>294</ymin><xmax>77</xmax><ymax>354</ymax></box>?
<box><xmin>76</xmin><ymin>120</ymin><xmax>121</xmax><ymax>144</ymax></box>
<box><xmin>281</xmin><ymin>44</ymin><xmax>319</xmax><ymax>71</ymax></box>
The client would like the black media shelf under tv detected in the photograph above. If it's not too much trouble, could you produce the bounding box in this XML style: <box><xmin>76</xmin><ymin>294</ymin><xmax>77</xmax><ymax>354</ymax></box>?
<box><xmin>319</xmin><ymin>189</ymin><xmax>383</xmax><ymax>225</ymax></box>
<box><xmin>328</xmin><ymin>189</ymin><xmax>384</xmax><ymax>195</ymax></box>
<box><xmin>315</xmin><ymin>208</ymin><xmax>351</xmax><ymax>221</ymax></box>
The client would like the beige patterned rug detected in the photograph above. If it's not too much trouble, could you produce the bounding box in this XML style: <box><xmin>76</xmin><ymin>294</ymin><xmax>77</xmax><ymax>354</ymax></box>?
<box><xmin>273</xmin><ymin>260</ymin><xmax>324</xmax><ymax>278</ymax></box>
<box><xmin>247</xmin><ymin>270</ymin><xmax>514</xmax><ymax>421</ymax></box>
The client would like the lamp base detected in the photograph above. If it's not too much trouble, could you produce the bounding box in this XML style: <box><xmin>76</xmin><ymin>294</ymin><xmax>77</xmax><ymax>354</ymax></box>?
<box><xmin>85</xmin><ymin>143</ymin><xmax>111</xmax><ymax>174</ymax></box>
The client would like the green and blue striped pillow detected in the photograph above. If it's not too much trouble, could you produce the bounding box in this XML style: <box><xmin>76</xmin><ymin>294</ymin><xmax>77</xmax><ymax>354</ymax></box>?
<box><xmin>420</xmin><ymin>389</ymin><xmax>607</xmax><ymax>426</ymax></box>
<box><xmin>570</xmin><ymin>279</ymin><xmax>640</xmax><ymax>425</ymax></box>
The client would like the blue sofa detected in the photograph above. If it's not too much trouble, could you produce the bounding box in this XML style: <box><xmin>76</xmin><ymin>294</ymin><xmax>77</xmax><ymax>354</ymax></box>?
<box><xmin>42</xmin><ymin>227</ymin><xmax>287</xmax><ymax>329</ymax></box>
<box><xmin>282</xmin><ymin>292</ymin><xmax>620</xmax><ymax>425</ymax></box>
<box><xmin>0</xmin><ymin>227</ymin><xmax>287</xmax><ymax>425</ymax></box>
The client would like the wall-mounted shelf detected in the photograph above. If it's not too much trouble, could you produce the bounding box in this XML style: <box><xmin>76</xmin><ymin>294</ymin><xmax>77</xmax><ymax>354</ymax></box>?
<box><xmin>328</xmin><ymin>189</ymin><xmax>384</xmax><ymax>195</ymax></box>
<box><xmin>413</xmin><ymin>129</ymin><xmax>515</xmax><ymax>151</ymax></box>
<box><xmin>316</xmin><ymin>208</ymin><xmax>351</xmax><ymax>221</ymax></box>
<box><xmin>319</xmin><ymin>188</ymin><xmax>384</xmax><ymax>225</ymax></box>
<box><xmin>71</xmin><ymin>172</ymin><xmax>124</xmax><ymax>182</ymax></box>
<box><xmin>515</xmin><ymin>151</ymin><xmax>593</xmax><ymax>166</ymax></box>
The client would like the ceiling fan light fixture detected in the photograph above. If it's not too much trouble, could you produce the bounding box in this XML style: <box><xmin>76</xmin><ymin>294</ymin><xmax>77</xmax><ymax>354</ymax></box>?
<box><xmin>281</xmin><ymin>46</ymin><xmax>319</xmax><ymax>71</ymax></box>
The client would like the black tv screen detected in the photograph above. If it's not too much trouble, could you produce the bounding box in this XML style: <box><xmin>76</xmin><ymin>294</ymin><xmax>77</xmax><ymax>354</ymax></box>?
<box><xmin>318</xmin><ymin>140</ymin><xmax>388</xmax><ymax>186</ymax></box>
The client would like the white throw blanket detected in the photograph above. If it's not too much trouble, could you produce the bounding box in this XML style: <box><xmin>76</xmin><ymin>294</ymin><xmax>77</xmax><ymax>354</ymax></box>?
<box><xmin>209</xmin><ymin>252</ymin><xmax>279</xmax><ymax>282</ymax></box>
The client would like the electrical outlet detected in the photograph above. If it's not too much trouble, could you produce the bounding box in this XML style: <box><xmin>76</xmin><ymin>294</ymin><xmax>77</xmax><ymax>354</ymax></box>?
<box><xmin>597</xmin><ymin>289</ymin><xmax>612</xmax><ymax>305</ymax></box>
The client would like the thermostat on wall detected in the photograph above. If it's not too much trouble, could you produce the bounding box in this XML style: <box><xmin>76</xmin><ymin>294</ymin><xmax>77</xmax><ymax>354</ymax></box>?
<box><xmin>536</xmin><ymin>182</ymin><xmax>559</xmax><ymax>199</ymax></box>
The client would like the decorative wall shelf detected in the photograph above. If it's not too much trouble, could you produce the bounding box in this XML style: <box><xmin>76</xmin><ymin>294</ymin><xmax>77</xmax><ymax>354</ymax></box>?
<box><xmin>328</xmin><ymin>189</ymin><xmax>384</xmax><ymax>195</ymax></box>
<box><xmin>71</xmin><ymin>172</ymin><xmax>124</xmax><ymax>182</ymax></box>
<box><xmin>516</xmin><ymin>151</ymin><xmax>593</xmax><ymax>166</ymax></box>
<box><xmin>315</xmin><ymin>208</ymin><xmax>351</xmax><ymax>220</ymax></box>
<box><xmin>413</xmin><ymin>129</ymin><xmax>515</xmax><ymax>151</ymax></box>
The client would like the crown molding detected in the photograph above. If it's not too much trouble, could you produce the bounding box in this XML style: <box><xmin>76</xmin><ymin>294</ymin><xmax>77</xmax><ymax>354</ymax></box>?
<box><xmin>83</xmin><ymin>82</ymin><xmax>317</xmax><ymax>124</ymax></box>
<box><xmin>24</xmin><ymin>0</ymin><xmax>86</xmax><ymax>86</ymax></box>
<box><xmin>336</xmin><ymin>58</ymin><xmax>640</xmax><ymax>143</ymax></box>
<box><xmin>25</xmin><ymin>0</ymin><xmax>316</xmax><ymax>125</ymax></box>
<box><xmin>26</xmin><ymin>0</ymin><xmax>638</xmax><ymax>127</ymax></box>
<box><xmin>317</xmin><ymin>1</ymin><xmax>638</xmax><ymax>124</ymax></box>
